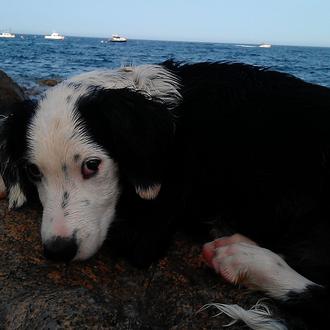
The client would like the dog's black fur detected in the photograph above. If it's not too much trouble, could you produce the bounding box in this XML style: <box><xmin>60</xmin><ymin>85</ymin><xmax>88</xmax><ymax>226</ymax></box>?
<box><xmin>79</xmin><ymin>62</ymin><xmax>330</xmax><ymax>329</ymax></box>
<box><xmin>0</xmin><ymin>100</ymin><xmax>38</xmax><ymax>207</ymax></box>
<box><xmin>2</xmin><ymin>62</ymin><xmax>330</xmax><ymax>329</ymax></box>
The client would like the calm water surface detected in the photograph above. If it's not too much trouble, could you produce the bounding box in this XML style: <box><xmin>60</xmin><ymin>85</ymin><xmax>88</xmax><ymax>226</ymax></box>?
<box><xmin>0</xmin><ymin>35</ymin><xmax>329</xmax><ymax>95</ymax></box>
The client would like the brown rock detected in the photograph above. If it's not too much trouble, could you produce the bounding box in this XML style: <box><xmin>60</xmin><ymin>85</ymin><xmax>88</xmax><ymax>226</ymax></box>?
<box><xmin>0</xmin><ymin>199</ymin><xmax>286</xmax><ymax>329</ymax></box>
<box><xmin>38</xmin><ymin>79</ymin><xmax>61</xmax><ymax>87</ymax></box>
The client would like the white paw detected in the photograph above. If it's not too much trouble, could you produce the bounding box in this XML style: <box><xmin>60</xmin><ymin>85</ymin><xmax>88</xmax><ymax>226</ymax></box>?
<box><xmin>8</xmin><ymin>183</ymin><xmax>27</xmax><ymax>209</ymax></box>
<box><xmin>213</xmin><ymin>243</ymin><xmax>284</xmax><ymax>287</ymax></box>
<box><xmin>203</xmin><ymin>235</ymin><xmax>315</xmax><ymax>299</ymax></box>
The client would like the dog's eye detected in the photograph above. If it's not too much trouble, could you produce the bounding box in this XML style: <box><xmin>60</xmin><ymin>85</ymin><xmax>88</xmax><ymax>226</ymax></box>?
<box><xmin>82</xmin><ymin>158</ymin><xmax>101</xmax><ymax>179</ymax></box>
<box><xmin>26</xmin><ymin>163</ymin><xmax>43</xmax><ymax>181</ymax></box>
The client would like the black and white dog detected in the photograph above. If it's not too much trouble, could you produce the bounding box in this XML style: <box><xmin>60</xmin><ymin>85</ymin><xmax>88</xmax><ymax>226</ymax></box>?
<box><xmin>1</xmin><ymin>61</ymin><xmax>330</xmax><ymax>329</ymax></box>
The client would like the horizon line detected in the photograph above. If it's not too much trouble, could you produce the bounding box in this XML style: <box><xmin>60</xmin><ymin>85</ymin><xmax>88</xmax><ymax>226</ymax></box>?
<box><xmin>3</xmin><ymin>31</ymin><xmax>330</xmax><ymax>49</ymax></box>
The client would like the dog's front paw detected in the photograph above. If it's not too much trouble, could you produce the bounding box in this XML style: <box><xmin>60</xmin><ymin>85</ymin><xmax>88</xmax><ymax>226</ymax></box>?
<box><xmin>203</xmin><ymin>234</ymin><xmax>315</xmax><ymax>299</ymax></box>
<box><xmin>202</xmin><ymin>233</ymin><xmax>257</xmax><ymax>267</ymax></box>
<box><xmin>8</xmin><ymin>183</ymin><xmax>27</xmax><ymax>209</ymax></box>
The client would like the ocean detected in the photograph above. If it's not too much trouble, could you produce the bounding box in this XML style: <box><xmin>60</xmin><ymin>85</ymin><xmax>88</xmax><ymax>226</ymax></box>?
<box><xmin>1</xmin><ymin>35</ymin><xmax>330</xmax><ymax>96</ymax></box>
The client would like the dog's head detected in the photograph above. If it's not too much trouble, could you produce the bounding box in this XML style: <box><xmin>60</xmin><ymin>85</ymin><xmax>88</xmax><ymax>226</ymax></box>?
<box><xmin>0</xmin><ymin>65</ymin><xmax>181</xmax><ymax>261</ymax></box>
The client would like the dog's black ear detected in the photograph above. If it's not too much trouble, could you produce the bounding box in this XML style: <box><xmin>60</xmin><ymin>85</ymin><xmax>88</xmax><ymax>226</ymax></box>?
<box><xmin>77</xmin><ymin>88</ymin><xmax>177</xmax><ymax>199</ymax></box>
<box><xmin>0</xmin><ymin>100</ymin><xmax>37</xmax><ymax>208</ymax></box>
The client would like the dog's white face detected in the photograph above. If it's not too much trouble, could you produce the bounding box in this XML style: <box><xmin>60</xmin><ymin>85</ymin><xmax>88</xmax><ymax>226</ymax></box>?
<box><xmin>4</xmin><ymin>65</ymin><xmax>181</xmax><ymax>262</ymax></box>
<box><xmin>27</xmin><ymin>86</ymin><xmax>120</xmax><ymax>260</ymax></box>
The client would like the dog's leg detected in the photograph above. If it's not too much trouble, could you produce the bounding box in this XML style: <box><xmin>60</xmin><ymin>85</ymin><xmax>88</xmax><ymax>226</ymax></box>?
<box><xmin>7</xmin><ymin>182</ymin><xmax>27</xmax><ymax>209</ymax></box>
<box><xmin>202</xmin><ymin>234</ymin><xmax>330</xmax><ymax>329</ymax></box>
<box><xmin>203</xmin><ymin>235</ymin><xmax>316</xmax><ymax>299</ymax></box>
<box><xmin>0</xmin><ymin>176</ymin><xmax>27</xmax><ymax>209</ymax></box>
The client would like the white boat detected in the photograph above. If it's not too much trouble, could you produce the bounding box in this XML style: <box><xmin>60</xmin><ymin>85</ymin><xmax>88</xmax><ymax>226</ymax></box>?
<box><xmin>44</xmin><ymin>32</ymin><xmax>65</xmax><ymax>40</ymax></box>
<box><xmin>0</xmin><ymin>32</ymin><xmax>16</xmax><ymax>38</ymax></box>
<box><xmin>110</xmin><ymin>34</ymin><xmax>127</xmax><ymax>42</ymax></box>
<box><xmin>259</xmin><ymin>43</ymin><xmax>272</xmax><ymax>48</ymax></box>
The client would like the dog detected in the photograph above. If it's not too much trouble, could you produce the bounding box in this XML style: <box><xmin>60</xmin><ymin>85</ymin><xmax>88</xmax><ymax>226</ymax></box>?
<box><xmin>1</xmin><ymin>61</ymin><xmax>330</xmax><ymax>329</ymax></box>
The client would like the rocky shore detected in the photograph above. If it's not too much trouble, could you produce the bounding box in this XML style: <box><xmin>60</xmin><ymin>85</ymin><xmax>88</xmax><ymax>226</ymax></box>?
<box><xmin>0</xmin><ymin>71</ymin><xmax>284</xmax><ymax>329</ymax></box>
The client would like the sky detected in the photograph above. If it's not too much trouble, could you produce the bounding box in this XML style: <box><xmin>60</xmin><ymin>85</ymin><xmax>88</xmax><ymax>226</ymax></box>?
<box><xmin>1</xmin><ymin>0</ymin><xmax>330</xmax><ymax>47</ymax></box>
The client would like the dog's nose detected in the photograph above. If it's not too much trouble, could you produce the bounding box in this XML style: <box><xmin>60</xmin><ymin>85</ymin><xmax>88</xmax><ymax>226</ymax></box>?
<box><xmin>43</xmin><ymin>236</ymin><xmax>78</xmax><ymax>262</ymax></box>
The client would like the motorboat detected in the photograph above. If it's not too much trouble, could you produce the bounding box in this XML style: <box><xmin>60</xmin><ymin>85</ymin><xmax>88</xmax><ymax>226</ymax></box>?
<box><xmin>110</xmin><ymin>34</ymin><xmax>127</xmax><ymax>42</ymax></box>
<box><xmin>0</xmin><ymin>32</ymin><xmax>16</xmax><ymax>38</ymax></box>
<box><xmin>44</xmin><ymin>32</ymin><xmax>65</xmax><ymax>40</ymax></box>
<box><xmin>259</xmin><ymin>43</ymin><xmax>272</xmax><ymax>48</ymax></box>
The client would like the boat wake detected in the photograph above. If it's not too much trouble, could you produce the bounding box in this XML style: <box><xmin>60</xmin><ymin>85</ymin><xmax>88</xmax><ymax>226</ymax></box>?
<box><xmin>235</xmin><ymin>44</ymin><xmax>257</xmax><ymax>48</ymax></box>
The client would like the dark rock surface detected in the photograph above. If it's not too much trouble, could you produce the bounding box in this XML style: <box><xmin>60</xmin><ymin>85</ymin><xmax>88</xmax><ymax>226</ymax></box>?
<box><xmin>0</xmin><ymin>200</ymin><xmax>285</xmax><ymax>329</ymax></box>
<box><xmin>0</xmin><ymin>70</ymin><xmax>26</xmax><ymax>111</ymax></box>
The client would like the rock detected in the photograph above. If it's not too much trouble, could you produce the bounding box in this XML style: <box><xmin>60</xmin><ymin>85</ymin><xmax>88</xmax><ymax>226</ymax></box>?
<box><xmin>0</xmin><ymin>70</ymin><xmax>26</xmax><ymax>111</ymax></box>
<box><xmin>0</xmin><ymin>199</ymin><xmax>287</xmax><ymax>329</ymax></box>
<box><xmin>38</xmin><ymin>79</ymin><xmax>61</xmax><ymax>87</ymax></box>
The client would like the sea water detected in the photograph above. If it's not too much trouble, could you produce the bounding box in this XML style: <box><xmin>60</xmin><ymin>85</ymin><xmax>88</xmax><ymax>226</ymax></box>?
<box><xmin>0</xmin><ymin>35</ymin><xmax>329</xmax><ymax>95</ymax></box>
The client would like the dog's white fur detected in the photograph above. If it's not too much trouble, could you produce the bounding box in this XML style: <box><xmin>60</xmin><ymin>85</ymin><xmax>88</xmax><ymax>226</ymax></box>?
<box><xmin>199</xmin><ymin>300</ymin><xmax>287</xmax><ymax>330</ymax></box>
<box><xmin>8</xmin><ymin>183</ymin><xmax>27</xmax><ymax>209</ymax></box>
<box><xmin>204</xmin><ymin>238</ymin><xmax>318</xmax><ymax>329</ymax></box>
<box><xmin>67</xmin><ymin>65</ymin><xmax>182</xmax><ymax>110</ymax></box>
<box><xmin>19</xmin><ymin>64</ymin><xmax>181</xmax><ymax>260</ymax></box>
<box><xmin>212</xmin><ymin>242</ymin><xmax>316</xmax><ymax>300</ymax></box>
